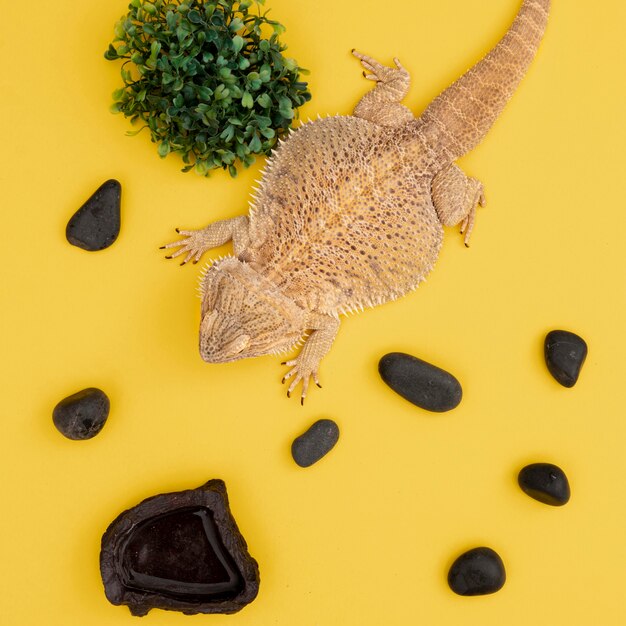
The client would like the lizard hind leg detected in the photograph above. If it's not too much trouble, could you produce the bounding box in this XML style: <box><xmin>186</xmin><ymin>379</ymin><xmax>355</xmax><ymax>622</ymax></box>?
<box><xmin>352</xmin><ymin>50</ymin><xmax>414</xmax><ymax>126</ymax></box>
<box><xmin>431</xmin><ymin>164</ymin><xmax>486</xmax><ymax>247</ymax></box>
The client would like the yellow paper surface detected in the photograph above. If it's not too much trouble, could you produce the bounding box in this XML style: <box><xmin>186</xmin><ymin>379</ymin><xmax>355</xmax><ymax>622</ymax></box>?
<box><xmin>2</xmin><ymin>1</ymin><xmax>626</xmax><ymax>624</ymax></box>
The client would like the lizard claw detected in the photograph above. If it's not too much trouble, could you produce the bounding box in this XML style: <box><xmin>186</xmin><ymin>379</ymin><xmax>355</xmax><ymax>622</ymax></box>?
<box><xmin>281</xmin><ymin>357</ymin><xmax>320</xmax><ymax>404</ymax></box>
<box><xmin>161</xmin><ymin>228</ymin><xmax>208</xmax><ymax>265</ymax></box>
<box><xmin>352</xmin><ymin>50</ymin><xmax>409</xmax><ymax>87</ymax></box>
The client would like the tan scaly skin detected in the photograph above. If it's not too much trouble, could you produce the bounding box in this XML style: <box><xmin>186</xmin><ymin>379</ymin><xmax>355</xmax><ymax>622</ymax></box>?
<box><xmin>163</xmin><ymin>0</ymin><xmax>551</xmax><ymax>404</ymax></box>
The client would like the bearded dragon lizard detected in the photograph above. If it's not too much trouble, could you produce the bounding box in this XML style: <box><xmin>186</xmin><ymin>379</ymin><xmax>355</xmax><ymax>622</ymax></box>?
<box><xmin>162</xmin><ymin>0</ymin><xmax>551</xmax><ymax>403</ymax></box>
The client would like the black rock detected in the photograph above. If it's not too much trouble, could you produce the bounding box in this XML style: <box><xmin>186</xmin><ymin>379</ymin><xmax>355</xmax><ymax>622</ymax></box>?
<box><xmin>52</xmin><ymin>387</ymin><xmax>110</xmax><ymax>440</ymax></box>
<box><xmin>518</xmin><ymin>463</ymin><xmax>570</xmax><ymax>506</ymax></box>
<box><xmin>66</xmin><ymin>179</ymin><xmax>121</xmax><ymax>250</ymax></box>
<box><xmin>448</xmin><ymin>547</ymin><xmax>506</xmax><ymax>596</ymax></box>
<box><xmin>378</xmin><ymin>352</ymin><xmax>462</xmax><ymax>412</ymax></box>
<box><xmin>100</xmin><ymin>479</ymin><xmax>260</xmax><ymax>617</ymax></box>
<box><xmin>291</xmin><ymin>419</ymin><xmax>340</xmax><ymax>467</ymax></box>
<box><xmin>544</xmin><ymin>330</ymin><xmax>587</xmax><ymax>387</ymax></box>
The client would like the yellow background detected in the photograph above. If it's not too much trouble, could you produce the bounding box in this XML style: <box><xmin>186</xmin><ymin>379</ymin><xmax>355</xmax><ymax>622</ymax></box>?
<box><xmin>2</xmin><ymin>0</ymin><xmax>625</xmax><ymax>624</ymax></box>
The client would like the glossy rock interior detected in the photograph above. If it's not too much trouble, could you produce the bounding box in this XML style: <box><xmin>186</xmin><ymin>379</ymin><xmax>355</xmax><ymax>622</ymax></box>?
<box><xmin>100</xmin><ymin>479</ymin><xmax>259</xmax><ymax>616</ymax></box>
<box><xmin>119</xmin><ymin>507</ymin><xmax>243</xmax><ymax>601</ymax></box>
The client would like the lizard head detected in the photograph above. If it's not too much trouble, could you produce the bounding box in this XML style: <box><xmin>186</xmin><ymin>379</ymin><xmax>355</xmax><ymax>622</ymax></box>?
<box><xmin>198</xmin><ymin>256</ymin><xmax>307</xmax><ymax>363</ymax></box>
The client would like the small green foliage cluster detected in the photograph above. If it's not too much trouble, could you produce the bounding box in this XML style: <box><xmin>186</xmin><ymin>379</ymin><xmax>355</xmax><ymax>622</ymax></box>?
<box><xmin>105</xmin><ymin>0</ymin><xmax>310</xmax><ymax>176</ymax></box>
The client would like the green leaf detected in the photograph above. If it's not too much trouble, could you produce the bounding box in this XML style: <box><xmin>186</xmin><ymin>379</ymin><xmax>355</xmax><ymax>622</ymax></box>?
<box><xmin>232</xmin><ymin>34</ymin><xmax>244</xmax><ymax>53</ymax></box>
<box><xmin>260</xmin><ymin>127</ymin><xmax>275</xmax><ymax>139</ymax></box>
<box><xmin>143</xmin><ymin>3</ymin><xmax>157</xmax><ymax>15</ymax></box>
<box><xmin>166</xmin><ymin>10</ymin><xmax>177</xmax><ymax>29</ymax></box>
<box><xmin>238</xmin><ymin>56</ymin><xmax>250</xmax><ymax>70</ymax></box>
<box><xmin>241</xmin><ymin>91</ymin><xmax>253</xmax><ymax>108</ymax></box>
<box><xmin>188</xmin><ymin>9</ymin><xmax>202</xmax><ymax>23</ymax></box>
<box><xmin>229</xmin><ymin>17</ymin><xmax>244</xmax><ymax>31</ymax></box>
<box><xmin>195</xmin><ymin>160</ymin><xmax>209</xmax><ymax>175</ymax></box>
<box><xmin>254</xmin><ymin>115</ymin><xmax>272</xmax><ymax>129</ymax></box>
<box><xmin>196</xmin><ymin>86</ymin><xmax>213</xmax><ymax>100</ymax></box>
<box><xmin>222</xmin><ymin>151</ymin><xmax>236</xmax><ymax>165</ymax></box>
<box><xmin>220</xmin><ymin>125</ymin><xmax>235</xmax><ymax>142</ymax></box>
<box><xmin>214</xmin><ymin>84</ymin><xmax>229</xmax><ymax>100</ymax></box>
<box><xmin>278</xmin><ymin>96</ymin><xmax>294</xmax><ymax>119</ymax></box>
<box><xmin>256</xmin><ymin>93</ymin><xmax>272</xmax><ymax>108</ymax></box>
<box><xmin>104</xmin><ymin>43</ymin><xmax>118</xmax><ymax>60</ymax></box>
<box><xmin>283</xmin><ymin>57</ymin><xmax>297</xmax><ymax>72</ymax></box>
<box><xmin>249</xmin><ymin>132</ymin><xmax>262</xmax><ymax>152</ymax></box>
<box><xmin>158</xmin><ymin>141</ymin><xmax>171</xmax><ymax>157</ymax></box>
<box><xmin>271</xmin><ymin>22</ymin><xmax>286</xmax><ymax>36</ymax></box>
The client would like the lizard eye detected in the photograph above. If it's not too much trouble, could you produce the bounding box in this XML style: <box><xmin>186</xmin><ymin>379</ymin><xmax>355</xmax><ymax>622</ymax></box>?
<box><xmin>222</xmin><ymin>334</ymin><xmax>250</xmax><ymax>356</ymax></box>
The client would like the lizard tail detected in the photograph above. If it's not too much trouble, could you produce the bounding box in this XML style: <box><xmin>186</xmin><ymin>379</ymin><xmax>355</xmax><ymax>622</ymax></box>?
<box><xmin>417</xmin><ymin>0</ymin><xmax>550</xmax><ymax>163</ymax></box>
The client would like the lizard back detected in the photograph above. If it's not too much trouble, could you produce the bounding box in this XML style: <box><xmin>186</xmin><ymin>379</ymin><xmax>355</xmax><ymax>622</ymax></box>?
<box><xmin>242</xmin><ymin>115</ymin><xmax>443</xmax><ymax>315</ymax></box>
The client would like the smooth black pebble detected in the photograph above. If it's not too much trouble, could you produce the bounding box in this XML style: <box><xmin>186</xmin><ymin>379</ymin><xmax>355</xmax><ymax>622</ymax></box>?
<box><xmin>52</xmin><ymin>387</ymin><xmax>110</xmax><ymax>440</ymax></box>
<box><xmin>66</xmin><ymin>179</ymin><xmax>121</xmax><ymax>250</ymax></box>
<box><xmin>378</xmin><ymin>352</ymin><xmax>462</xmax><ymax>412</ymax></box>
<box><xmin>291</xmin><ymin>419</ymin><xmax>339</xmax><ymax>467</ymax></box>
<box><xmin>448</xmin><ymin>547</ymin><xmax>506</xmax><ymax>596</ymax></box>
<box><xmin>544</xmin><ymin>330</ymin><xmax>587</xmax><ymax>387</ymax></box>
<box><xmin>518</xmin><ymin>463</ymin><xmax>570</xmax><ymax>506</ymax></box>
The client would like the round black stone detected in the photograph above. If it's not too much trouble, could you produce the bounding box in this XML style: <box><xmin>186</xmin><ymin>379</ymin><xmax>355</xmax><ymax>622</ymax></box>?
<box><xmin>518</xmin><ymin>463</ymin><xmax>570</xmax><ymax>506</ymax></box>
<box><xmin>52</xmin><ymin>387</ymin><xmax>110</xmax><ymax>440</ymax></box>
<box><xmin>378</xmin><ymin>352</ymin><xmax>462</xmax><ymax>412</ymax></box>
<box><xmin>544</xmin><ymin>330</ymin><xmax>587</xmax><ymax>387</ymax></box>
<box><xmin>448</xmin><ymin>547</ymin><xmax>506</xmax><ymax>596</ymax></box>
<box><xmin>66</xmin><ymin>179</ymin><xmax>121</xmax><ymax>251</ymax></box>
<box><xmin>291</xmin><ymin>419</ymin><xmax>340</xmax><ymax>467</ymax></box>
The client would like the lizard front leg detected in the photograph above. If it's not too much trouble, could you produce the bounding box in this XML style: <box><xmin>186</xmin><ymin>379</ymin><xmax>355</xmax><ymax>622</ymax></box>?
<box><xmin>431</xmin><ymin>164</ymin><xmax>486</xmax><ymax>246</ymax></box>
<box><xmin>352</xmin><ymin>50</ymin><xmax>414</xmax><ymax>127</ymax></box>
<box><xmin>161</xmin><ymin>215</ymin><xmax>250</xmax><ymax>265</ymax></box>
<box><xmin>282</xmin><ymin>313</ymin><xmax>340</xmax><ymax>404</ymax></box>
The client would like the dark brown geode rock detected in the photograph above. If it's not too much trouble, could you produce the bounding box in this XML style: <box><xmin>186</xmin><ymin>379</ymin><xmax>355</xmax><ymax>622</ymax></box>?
<box><xmin>100</xmin><ymin>479</ymin><xmax>259</xmax><ymax>616</ymax></box>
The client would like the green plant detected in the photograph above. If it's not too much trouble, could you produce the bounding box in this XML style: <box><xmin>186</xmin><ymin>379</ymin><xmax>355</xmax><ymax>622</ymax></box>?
<box><xmin>105</xmin><ymin>0</ymin><xmax>311</xmax><ymax>177</ymax></box>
